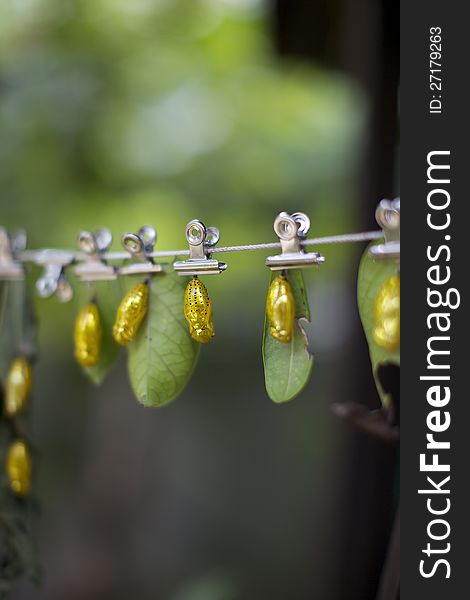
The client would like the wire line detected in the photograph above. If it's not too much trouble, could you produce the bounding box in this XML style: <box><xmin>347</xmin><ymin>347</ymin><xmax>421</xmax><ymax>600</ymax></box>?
<box><xmin>18</xmin><ymin>230</ymin><xmax>383</xmax><ymax>263</ymax></box>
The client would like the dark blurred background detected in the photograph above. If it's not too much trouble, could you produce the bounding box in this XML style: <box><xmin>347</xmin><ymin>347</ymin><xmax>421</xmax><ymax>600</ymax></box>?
<box><xmin>0</xmin><ymin>0</ymin><xmax>399</xmax><ymax>598</ymax></box>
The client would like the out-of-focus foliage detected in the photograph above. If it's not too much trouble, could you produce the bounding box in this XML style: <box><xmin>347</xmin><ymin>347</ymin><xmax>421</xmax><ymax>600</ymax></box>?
<box><xmin>0</xmin><ymin>0</ymin><xmax>364</xmax><ymax>234</ymax></box>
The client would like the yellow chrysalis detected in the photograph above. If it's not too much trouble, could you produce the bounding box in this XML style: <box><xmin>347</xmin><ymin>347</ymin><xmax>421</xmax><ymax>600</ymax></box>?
<box><xmin>74</xmin><ymin>302</ymin><xmax>102</xmax><ymax>366</ymax></box>
<box><xmin>373</xmin><ymin>273</ymin><xmax>400</xmax><ymax>351</ymax></box>
<box><xmin>184</xmin><ymin>277</ymin><xmax>214</xmax><ymax>343</ymax></box>
<box><xmin>6</xmin><ymin>439</ymin><xmax>32</xmax><ymax>496</ymax></box>
<box><xmin>112</xmin><ymin>282</ymin><xmax>148</xmax><ymax>346</ymax></box>
<box><xmin>4</xmin><ymin>357</ymin><xmax>32</xmax><ymax>418</ymax></box>
<box><xmin>266</xmin><ymin>274</ymin><xmax>295</xmax><ymax>343</ymax></box>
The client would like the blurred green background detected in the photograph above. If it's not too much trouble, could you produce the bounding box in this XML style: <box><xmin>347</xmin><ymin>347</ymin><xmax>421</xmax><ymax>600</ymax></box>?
<box><xmin>1</xmin><ymin>1</ymin><xmax>397</xmax><ymax>599</ymax></box>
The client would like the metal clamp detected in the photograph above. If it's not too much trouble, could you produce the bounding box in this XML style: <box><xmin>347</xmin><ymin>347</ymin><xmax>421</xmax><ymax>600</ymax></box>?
<box><xmin>35</xmin><ymin>249</ymin><xmax>75</xmax><ymax>302</ymax></box>
<box><xmin>0</xmin><ymin>227</ymin><xmax>26</xmax><ymax>280</ymax></box>
<box><xmin>266</xmin><ymin>212</ymin><xmax>325</xmax><ymax>270</ymax></box>
<box><xmin>74</xmin><ymin>228</ymin><xmax>116</xmax><ymax>281</ymax></box>
<box><xmin>173</xmin><ymin>220</ymin><xmax>227</xmax><ymax>276</ymax></box>
<box><xmin>369</xmin><ymin>198</ymin><xmax>400</xmax><ymax>259</ymax></box>
<box><xmin>118</xmin><ymin>225</ymin><xmax>163</xmax><ymax>275</ymax></box>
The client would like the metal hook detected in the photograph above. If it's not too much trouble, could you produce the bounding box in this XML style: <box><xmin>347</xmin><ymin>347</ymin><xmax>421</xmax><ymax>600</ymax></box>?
<box><xmin>74</xmin><ymin>228</ymin><xmax>117</xmax><ymax>281</ymax></box>
<box><xmin>118</xmin><ymin>225</ymin><xmax>163</xmax><ymax>275</ymax></box>
<box><xmin>173</xmin><ymin>219</ymin><xmax>227</xmax><ymax>276</ymax></box>
<box><xmin>0</xmin><ymin>227</ymin><xmax>26</xmax><ymax>280</ymax></box>
<box><xmin>35</xmin><ymin>249</ymin><xmax>75</xmax><ymax>302</ymax></box>
<box><xmin>266</xmin><ymin>212</ymin><xmax>325</xmax><ymax>270</ymax></box>
<box><xmin>369</xmin><ymin>198</ymin><xmax>400</xmax><ymax>259</ymax></box>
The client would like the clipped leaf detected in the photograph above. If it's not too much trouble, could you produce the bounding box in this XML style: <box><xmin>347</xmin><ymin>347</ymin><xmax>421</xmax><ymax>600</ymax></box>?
<box><xmin>127</xmin><ymin>268</ymin><xmax>200</xmax><ymax>407</ymax></box>
<box><xmin>0</xmin><ymin>279</ymin><xmax>37</xmax><ymax>381</ymax></box>
<box><xmin>357</xmin><ymin>242</ymin><xmax>400</xmax><ymax>407</ymax></box>
<box><xmin>262</xmin><ymin>269</ymin><xmax>313</xmax><ymax>403</ymax></box>
<box><xmin>0</xmin><ymin>417</ymin><xmax>40</xmax><ymax>590</ymax></box>
<box><xmin>77</xmin><ymin>281</ymin><xmax>121</xmax><ymax>385</ymax></box>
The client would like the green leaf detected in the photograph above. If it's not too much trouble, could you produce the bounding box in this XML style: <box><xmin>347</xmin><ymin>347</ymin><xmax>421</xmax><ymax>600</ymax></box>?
<box><xmin>0</xmin><ymin>278</ymin><xmax>39</xmax><ymax>590</ymax></box>
<box><xmin>127</xmin><ymin>267</ymin><xmax>200</xmax><ymax>407</ymax></box>
<box><xmin>0</xmin><ymin>279</ymin><xmax>37</xmax><ymax>381</ymax></box>
<box><xmin>357</xmin><ymin>242</ymin><xmax>400</xmax><ymax>407</ymax></box>
<box><xmin>0</xmin><ymin>416</ymin><xmax>41</xmax><ymax>591</ymax></box>
<box><xmin>79</xmin><ymin>281</ymin><xmax>122</xmax><ymax>385</ymax></box>
<box><xmin>262</xmin><ymin>269</ymin><xmax>313</xmax><ymax>403</ymax></box>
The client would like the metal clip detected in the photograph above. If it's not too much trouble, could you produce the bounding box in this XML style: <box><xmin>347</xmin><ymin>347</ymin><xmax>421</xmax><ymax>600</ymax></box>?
<box><xmin>369</xmin><ymin>198</ymin><xmax>400</xmax><ymax>259</ymax></box>
<box><xmin>173</xmin><ymin>220</ymin><xmax>227</xmax><ymax>276</ymax></box>
<box><xmin>0</xmin><ymin>227</ymin><xmax>26</xmax><ymax>280</ymax></box>
<box><xmin>118</xmin><ymin>226</ymin><xmax>163</xmax><ymax>275</ymax></box>
<box><xmin>35</xmin><ymin>250</ymin><xmax>75</xmax><ymax>302</ymax></box>
<box><xmin>74</xmin><ymin>228</ymin><xmax>116</xmax><ymax>281</ymax></box>
<box><xmin>266</xmin><ymin>212</ymin><xmax>325</xmax><ymax>270</ymax></box>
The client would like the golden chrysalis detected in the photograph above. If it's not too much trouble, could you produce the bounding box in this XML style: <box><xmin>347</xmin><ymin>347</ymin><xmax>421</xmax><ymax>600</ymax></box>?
<box><xmin>183</xmin><ymin>276</ymin><xmax>214</xmax><ymax>343</ymax></box>
<box><xmin>266</xmin><ymin>274</ymin><xmax>295</xmax><ymax>343</ymax></box>
<box><xmin>373</xmin><ymin>273</ymin><xmax>400</xmax><ymax>351</ymax></box>
<box><xmin>4</xmin><ymin>356</ymin><xmax>32</xmax><ymax>418</ymax></box>
<box><xmin>6</xmin><ymin>439</ymin><xmax>32</xmax><ymax>496</ymax></box>
<box><xmin>112</xmin><ymin>282</ymin><xmax>148</xmax><ymax>346</ymax></box>
<box><xmin>74</xmin><ymin>302</ymin><xmax>102</xmax><ymax>367</ymax></box>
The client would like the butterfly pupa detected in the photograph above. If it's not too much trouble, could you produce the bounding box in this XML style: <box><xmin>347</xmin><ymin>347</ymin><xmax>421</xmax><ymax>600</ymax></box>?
<box><xmin>373</xmin><ymin>273</ymin><xmax>400</xmax><ymax>351</ymax></box>
<box><xmin>266</xmin><ymin>274</ymin><xmax>296</xmax><ymax>343</ymax></box>
<box><xmin>183</xmin><ymin>276</ymin><xmax>214</xmax><ymax>343</ymax></box>
<box><xmin>112</xmin><ymin>282</ymin><xmax>149</xmax><ymax>346</ymax></box>
<box><xmin>74</xmin><ymin>302</ymin><xmax>102</xmax><ymax>366</ymax></box>
<box><xmin>6</xmin><ymin>439</ymin><xmax>32</xmax><ymax>496</ymax></box>
<box><xmin>4</xmin><ymin>357</ymin><xmax>32</xmax><ymax>418</ymax></box>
